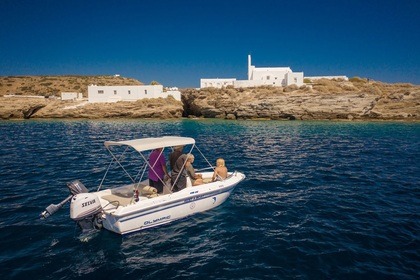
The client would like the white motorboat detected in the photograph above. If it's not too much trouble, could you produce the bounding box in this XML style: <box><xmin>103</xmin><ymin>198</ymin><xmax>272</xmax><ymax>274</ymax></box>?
<box><xmin>40</xmin><ymin>136</ymin><xmax>245</xmax><ymax>235</ymax></box>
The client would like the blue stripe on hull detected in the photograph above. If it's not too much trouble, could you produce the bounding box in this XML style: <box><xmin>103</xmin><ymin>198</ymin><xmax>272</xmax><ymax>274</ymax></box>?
<box><xmin>102</xmin><ymin>184</ymin><xmax>237</xmax><ymax>234</ymax></box>
<box><xmin>119</xmin><ymin>185</ymin><xmax>236</xmax><ymax>223</ymax></box>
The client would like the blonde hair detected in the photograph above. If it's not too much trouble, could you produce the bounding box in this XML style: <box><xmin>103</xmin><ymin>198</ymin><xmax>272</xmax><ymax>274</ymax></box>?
<box><xmin>216</xmin><ymin>158</ymin><xmax>225</xmax><ymax>167</ymax></box>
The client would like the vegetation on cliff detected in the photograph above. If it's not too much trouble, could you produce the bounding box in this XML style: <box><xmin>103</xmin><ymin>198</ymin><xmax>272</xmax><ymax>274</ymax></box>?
<box><xmin>0</xmin><ymin>75</ymin><xmax>142</xmax><ymax>98</ymax></box>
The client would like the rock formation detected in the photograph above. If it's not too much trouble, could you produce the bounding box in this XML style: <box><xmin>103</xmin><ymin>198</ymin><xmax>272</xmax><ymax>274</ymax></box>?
<box><xmin>0</xmin><ymin>97</ymin><xmax>183</xmax><ymax>119</ymax></box>
<box><xmin>0</xmin><ymin>75</ymin><xmax>182</xmax><ymax>119</ymax></box>
<box><xmin>182</xmin><ymin>79</ymin><xmax>419</xmax><ymax>121</ymax></box>
<box><xmin>0</xmin><ymin>76</ymin><xmax>418</xmax><ymax>121</ymax></box>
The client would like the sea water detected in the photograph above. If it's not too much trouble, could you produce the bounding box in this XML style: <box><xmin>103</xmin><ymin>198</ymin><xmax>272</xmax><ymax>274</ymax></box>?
<box><xmin>0</xmin><ymin>119</ymin><xmax>418</xmax><ymax>279</ymax></box>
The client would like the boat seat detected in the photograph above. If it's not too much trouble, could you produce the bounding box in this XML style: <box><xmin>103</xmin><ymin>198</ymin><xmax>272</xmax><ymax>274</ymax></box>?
<box><xmin>202</xmin><ymin>178</ymin><xmax>213</xmax><ymax>184</ymax></box>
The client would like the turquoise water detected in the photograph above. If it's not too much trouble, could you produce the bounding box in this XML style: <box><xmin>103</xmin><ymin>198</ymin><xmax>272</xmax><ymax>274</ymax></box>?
<box><xmin>0</xmin><ymin>119</ymin><xmax>419</xmax><ymax>279</ymax></box>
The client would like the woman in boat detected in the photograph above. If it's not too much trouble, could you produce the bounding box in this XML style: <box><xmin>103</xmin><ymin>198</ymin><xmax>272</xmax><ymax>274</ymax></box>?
<box><xmin>212</xmin><ymin>158</ymin><xmax>228</xmax><ymax>181</ymax></box>
<box><xmin>148</xmin><ymin>147</ymin><xmax>169</xmax><ymax>193</ymax></box>
<box><xmin>185</xmin><ymin>154</ymin><xmax>203</xmax><ymax>186</ymax></box>
<box><xmin>171</xmin><ymin>154</ymin><xmax>188</xmax><ymax>192</ymax></box>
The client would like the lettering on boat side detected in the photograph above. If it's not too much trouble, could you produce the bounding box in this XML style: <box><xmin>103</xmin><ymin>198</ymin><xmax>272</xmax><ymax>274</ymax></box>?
<box><xmin>82</xmin><ymin>199</ymin><xmax>96</xmax><ymax>207</ymax></box>
<box><xmin>144</xmin><ymin>215</ymin><xmax>171</xmax><ymax>226</ymax></box>
<box><xmin>184</xmin><ymin>194</ymin><xmax>204</xmax><ymax>203</ymax></box>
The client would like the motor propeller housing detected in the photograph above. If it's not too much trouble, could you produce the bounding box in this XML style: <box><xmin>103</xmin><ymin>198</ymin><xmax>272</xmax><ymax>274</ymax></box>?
<box><xmin>70</xmin><ymin>192</ymin><xmax>103</xmax><ymax>230</ymax></box>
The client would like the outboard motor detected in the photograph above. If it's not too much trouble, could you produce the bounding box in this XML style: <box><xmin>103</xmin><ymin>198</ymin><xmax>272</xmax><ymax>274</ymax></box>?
<box><xmin>40</xmin><ymin>179</ymin><xmax>89</xmax><ymax>219</ymax></box>
<box><xmin>40</xmin><ymin>180</ymin><xmax>103</xmax><ymax>231</ymax></box>
<box><xmin>70</xmin><ymin>192</ymin><xmax>103</xmax><ymax>230</ymax></box>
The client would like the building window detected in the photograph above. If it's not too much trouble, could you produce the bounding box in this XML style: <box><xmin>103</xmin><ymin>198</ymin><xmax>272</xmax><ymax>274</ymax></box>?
<box><xmin>114</xmin><ymin>90</ymin><xmax>117</xmax><ymax>95</ymax></box>
<box><xmin>145</xmin><ymin>90</ymin><xmax>148</xmax><ymax>94</ymax></box>
<box><xmin>98</xmin><ymin>90</ymin><xmax>104</xmax><ymax>94</ymax></box>
<box><xmin>128</xmin><ymin>90</ymin><xmax>131</xmax><ymax>94</ymax></box>
<box><xmin>294</xmin><ymin>78</ymin><xmax>297</xmax><ymax>83</ymax></box>
<box><xmin>267</xmin><ymin>76</ymin><xmax>270</xmax><ymax>80</ymax></box>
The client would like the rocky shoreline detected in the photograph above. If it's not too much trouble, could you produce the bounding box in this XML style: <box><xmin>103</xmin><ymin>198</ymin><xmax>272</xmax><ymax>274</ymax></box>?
<box><xmin>0</xmin><ymin>96</ymin><xmax>183</xmax><ymax>119</ymax></box>
<box><xmin>0</xmin><ymin>77</ymin><xmax>419</xmax><ymax>121</ymax></box>
<box><xmin>182</xmin><ymin>79</ymin><xmax>419</xmax><ymax>121</ymax></box>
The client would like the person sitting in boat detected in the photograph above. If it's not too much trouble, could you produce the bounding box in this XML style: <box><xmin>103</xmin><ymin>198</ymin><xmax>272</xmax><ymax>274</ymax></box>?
<box><xmin>212</xmin><ymin>158</ymin><xmax>228</xmax><ymax>181</ymax></box>
<box><xmin>185</xmin><ymin>154</ymin><xmax>203</xmax><ymax>186</ymax></box>
<box><xmin>169</xmin><ymin>145</ymin><xmax>183</xmax><ymax>171</ymax></box>
<box><xmin>171</xmin><ymin>154</ymin><xmax>188</xmax><ymax>192</ymax></box>
<box><xmin>148</xmin><ymin>147</ymin><xmax>169</xmax><ymax>193</ymax></box>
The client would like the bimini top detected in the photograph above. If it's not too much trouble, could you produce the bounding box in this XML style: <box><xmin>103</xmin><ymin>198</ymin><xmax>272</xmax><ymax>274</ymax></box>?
<box><xmin>104</xmin><ymin>136</ymin><xmax>195</xmax><ymax>153</ymax></box>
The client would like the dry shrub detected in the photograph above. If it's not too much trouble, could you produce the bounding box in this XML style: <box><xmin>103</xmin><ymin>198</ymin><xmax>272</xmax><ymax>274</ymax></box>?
<box><xmin>349</xmin><ymin>76</ymin><xmax>366</xmax><ymax>83</ymax></box>
<box><xmin>272</xmin><ymin>87</ymin><xmax>284</xmax><ymax>94</ymax></box>
<box><xmin>393</xmin><ymin>83</ymin><xmax>414</xmax><ymax>88</ymax></box>
<box><xmin>339</xmin><ymin>82</ymin><xmax>358</xmax><ymax>92</ymax></box>
<box><xmin>283</xmin><ymin>84</ymin><xmax>299</xmax><ymax>92</ymax></box>
<box><xmin>312</xmin><ymin>79</ymin><xmax>341</xmax><ymax>93</ymax></box>
<box><xmin>313</xmin><ymin>85</ymin><xmax>330</xmax><ymax>93</ymax></box>
<box><xmin>253</xmin><ymin>88</ymin><xmax>273</xmax><ymax>98</ymax></box>
<box><xmin>366</xmin><ymin>85</ymin><xmax>383</xmax><ymax>95</ymax></box>
<box><xmin>225</xmin><ymin>88</ymin><xmax>237</xmax><ymax>95</ymax></box>
<box><xmin>298</xmin><ymin>85</ymin><xmax>313</xmax><ymax>93</ymax></box>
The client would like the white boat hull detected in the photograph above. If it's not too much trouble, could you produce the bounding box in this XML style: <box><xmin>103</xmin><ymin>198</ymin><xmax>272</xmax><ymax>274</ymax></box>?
<box><xmin>97</xmin><ymin>171</ymin><xmax>244</xmax><ymax>235</ymax></box>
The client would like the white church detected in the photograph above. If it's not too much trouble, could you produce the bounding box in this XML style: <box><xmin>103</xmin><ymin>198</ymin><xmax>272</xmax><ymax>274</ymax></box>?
<box><xmin>200</xmin><ymin>55</ymin><xmax>304</xmax><ymax>88</ymax></box>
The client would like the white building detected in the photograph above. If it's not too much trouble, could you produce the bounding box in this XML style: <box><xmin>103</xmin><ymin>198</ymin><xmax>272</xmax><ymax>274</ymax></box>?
<box><xmin>200</xmin><ymin>78</ymin><xmax>236</xmax><ymax>88</ymax></box>
<box><xmin>200</xmin><ymin>55</ymin><xmax>304</xmax><ymax>88</ymax></box>
<box><xmin>88</xmin><ymin>85</ymin><xmax>181</xmax><ymax>103</ymax></box>
<box><xmin>61</xmin><ymin>92</ymin><xmax>83</xmax><ymax>101</ymax></box>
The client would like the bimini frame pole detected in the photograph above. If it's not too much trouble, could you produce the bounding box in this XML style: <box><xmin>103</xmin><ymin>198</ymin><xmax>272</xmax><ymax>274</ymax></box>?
<box><xmin>97</xmin><ymin>145</ymin><xmax>135</xmax><ymax>191</ymax></box>
<box><xmin>194</xmin><ymin>145</ymin><xmax>214</xmax><ymax>171</ymax></box>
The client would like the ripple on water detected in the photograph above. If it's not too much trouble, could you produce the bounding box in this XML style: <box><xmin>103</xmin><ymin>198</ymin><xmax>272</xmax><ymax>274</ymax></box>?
<box><xmin>0</xmin><ymin>120</ymin><xmax>419</xmax><ymax>279</ymax></box>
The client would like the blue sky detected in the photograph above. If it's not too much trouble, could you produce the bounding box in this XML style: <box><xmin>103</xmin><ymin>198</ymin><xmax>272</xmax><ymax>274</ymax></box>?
<box><xmin>0</xmin><ymin>0</ymin><xmax>419</xmax><ymax>87</ymax></box>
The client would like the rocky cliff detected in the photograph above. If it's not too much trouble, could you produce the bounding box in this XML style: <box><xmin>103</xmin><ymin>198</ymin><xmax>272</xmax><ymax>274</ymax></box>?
<box><xmin>0</xmin><ymin>75</ymin><xmax>183</xmax><ymax>119</ymax></box>
<box><xmin>0</xmin><ymin>76</ymin><xmax>418</xmax><ymax>121</ymax></box>
<box><xmin>0</xmin><ymin>96</ymin><xmax>183</xmax><ymax>119</ymax></box>
<box><xmin>182</xmin><ymin>78</ymin><xmax>419</xmax><ymax>121</ymax></box>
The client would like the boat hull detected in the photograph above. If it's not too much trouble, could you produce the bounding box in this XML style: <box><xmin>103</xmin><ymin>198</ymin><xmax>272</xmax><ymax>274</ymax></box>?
<box><xmin>99</xmin><ymin>172</ymin><xmax>244</xmax><ymax>235</ymax></box>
